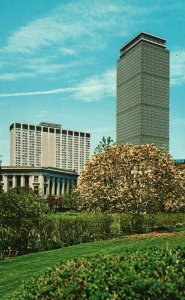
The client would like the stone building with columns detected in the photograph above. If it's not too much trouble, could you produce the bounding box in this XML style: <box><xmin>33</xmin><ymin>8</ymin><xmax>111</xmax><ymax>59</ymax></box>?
<box><xmin>1</xmin><ymin>166</ymin><xmax>78</xmax><ymax>197</ymax></box>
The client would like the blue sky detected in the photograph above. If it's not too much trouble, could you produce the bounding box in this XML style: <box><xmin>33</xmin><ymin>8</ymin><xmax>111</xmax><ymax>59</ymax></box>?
<box><xmin>0</xmin><ymin>0</ymin><xmax>185</xmax><ymax>165</ymax></box>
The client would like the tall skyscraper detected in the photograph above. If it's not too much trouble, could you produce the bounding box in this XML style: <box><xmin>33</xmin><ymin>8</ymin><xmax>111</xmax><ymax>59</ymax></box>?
<box><xmin>116</xmin><ymin>32</ymin><xmax>169</xmax><ymax>150</ymax></box>
<box><xmin>10</xmin><ymin>122</ymin><xmax>90</xmax><ymax>174</ymax></box>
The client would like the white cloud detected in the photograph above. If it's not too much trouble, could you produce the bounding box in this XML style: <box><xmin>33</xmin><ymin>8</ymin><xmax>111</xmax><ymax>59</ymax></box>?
<box><xmin>170</xmin><ymin>51</ymin><xmax>185</xmax><ymax>85</ymax></box>
<box><xmin>0</xmin><ymin>69</ymin><xmax>116</xmax><ymax>102</ymax></box>
<box><xmin>59</xmin><ymin>47</ymin><xmax>77</xmax><ymax>56</ymax></box>
<box><xmin>1</xmin><ymin>1</ymin><xmax>150</xmax><ymax>55</ymax></box>
<box><xmin>72</xmin><ymin>69</ymin><xmax>116</xmax><ymax>102</ymax></box>
<box><xmin>0</xmin><ymin>72</ymin><xmax>34</xmax><ymax>80</ymax></box>
<box><xmin>0</xmin><ymin>0</ymin><xmax>156</xmax><ymax>82</ymax></box>
<box><xmin>0</xmin><ymin>87</ymin><xmax>76</xmax><ymax>97</ymax></box>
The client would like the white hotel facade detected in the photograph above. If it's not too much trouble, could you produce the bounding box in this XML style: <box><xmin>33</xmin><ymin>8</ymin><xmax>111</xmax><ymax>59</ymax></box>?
<box><xmin>10</xmin><ymin>122</ymin><xmax>90</xmax><ymax>174</ymax></box>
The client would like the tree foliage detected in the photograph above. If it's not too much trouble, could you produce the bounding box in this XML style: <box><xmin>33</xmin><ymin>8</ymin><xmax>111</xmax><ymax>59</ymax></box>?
<box><xmin>76</xmin><ymin>144</ymin><xmax>185</xmax><ymax>213</ymax></box>
<box><xmin>0</xmin><ymin>189</ymin><xmax>49</xmax><ymax>257</ymax></box>
<box><xmin>94</xmin><ymin>136</ymin><xmax>115</xmax><ymax>154</ymax></box>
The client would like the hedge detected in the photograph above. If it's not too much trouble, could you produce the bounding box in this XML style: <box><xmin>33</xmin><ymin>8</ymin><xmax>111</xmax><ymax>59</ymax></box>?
<box><xmin>120</xmin><ymin>213</ymin><xmax>185</xmax><ymax>235</ymax></box>
<box><xmin>9</xmin><ymin>247</ymin><xmax>185</xmax><ymax>299</ymax></box>
<box><xmin>37</xmin><ymin>213</ymin><xmax>113</xmax><ymax>250</ymax></box>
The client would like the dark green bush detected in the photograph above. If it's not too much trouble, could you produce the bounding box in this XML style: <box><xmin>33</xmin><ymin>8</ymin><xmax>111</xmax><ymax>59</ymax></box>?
<box><xmin>0</xmin><ymin>189</ymin><xmax>49</xmax><ymax>258</ymax></box>
<box><xmin>9</xmin><ymin>247</ymin><xmax>185</xmax><ymax>299</ymax></box>
<box><xmin>57</xmin><ymin>193</ymin><xmax>78</xmax><ymax>211</ymax></box>
<box><xmin>46</xmin><ymin>193</ymin><xmax>78</xmax><ymax>212</ymax></box>
<box><xmin>120</xmin><ymin>213</ymin><xmax>185</xmax><ymax>234</ymax></box>
<box><xmin>120</xmin><ymin>213</ymin><xmax>154</xmax><ymax>234</ymax></box>
<box><xmin>39</xmin><ymin>213</ymin><xmax>113</xmax><ymax>249</ymax></box>
<box><xmin>153</xmin><ymin>213</ymin><xmax>185</xmax><ymax>229</ymax></box>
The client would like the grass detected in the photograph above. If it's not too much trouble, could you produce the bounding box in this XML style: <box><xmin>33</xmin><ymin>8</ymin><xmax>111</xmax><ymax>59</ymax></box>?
<box><xmin>1</xmin><ymin>230</ymin><xmax>185</xmax><ymax>299</ymax></box>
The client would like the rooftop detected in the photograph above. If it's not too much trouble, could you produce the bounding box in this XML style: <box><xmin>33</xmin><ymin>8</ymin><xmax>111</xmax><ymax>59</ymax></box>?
<box><xmin>39</xmin><ymin>122</ymin><xmax>62</xmax><ymax>129</ymax></box>
<box><xmin>120</xmin><ymin>32</ymin><xmax>167</xmax><ymax>56</ymax></box>
<box><xmin>1</xmin><ymin>166</ymin><xmax>78</xmax><ymax>175</ymax></box>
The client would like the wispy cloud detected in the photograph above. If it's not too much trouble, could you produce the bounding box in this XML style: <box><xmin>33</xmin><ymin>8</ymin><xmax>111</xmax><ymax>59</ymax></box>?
<box><xmin>0</xmin><ymin>0</ymin><xmax>154</xmax><ymax>81</ymax></box>
<box><xmin>0</xmin><ymin>72</ymin><xmax>34</xmax><ymax>80</ymax></box>
<box><xmin>0</xmin><ymin>69</ymin><xmax>115</xmax><ymax>102</ymax></box>
<box><xmin>71</xmin><ymin>69</ymin><xmax>116</xmax><ymax>102</ymax></box>
<box><xmin>2</xmin><ymin>1</ymin><xmax>138</xmax><ymax>55</ymax></box>
<box><xmin>0</xmin><ymin>87</ymin><xmax>76</xmax><ymax>98</ymax></box>
<box><xmin>170</xmin><ymin>51</ymin><xmax>185</xmax><ymax>85</ymax></box>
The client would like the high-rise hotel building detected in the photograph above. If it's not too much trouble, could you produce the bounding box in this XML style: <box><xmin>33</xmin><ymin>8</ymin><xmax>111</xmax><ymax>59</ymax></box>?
<box><xmin>116</xmin><ymin>32</ymin><xmax>169</xmax><ymax>151</ymax></box>
<box><xmin>10</xmin><ymin>122</ymin><xmax>90</xmax><ymax>174</ymax></box>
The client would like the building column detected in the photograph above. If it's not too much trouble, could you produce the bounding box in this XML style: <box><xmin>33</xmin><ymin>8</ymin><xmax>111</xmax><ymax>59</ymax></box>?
<box><xmin>21</xmin><ymin>175</ymin><xmax>25</xmax><ymax>187</ymax></box>
<box><xmin>47</xmin><ymin>176</ymin><xmax>50</xmax><ymax>196</ymax></box>
<box><xmin>3</xmin><ymin>175</ymin><xmax>8</xmax><ymax>192</ymax></box>
<box><xmin>62</xmin><ymin>178</ymin><xmax>65</xmax><ymax>194</ymax></box>
<box><xmin>52</xmin><ymin>177</ymin><xmax>55</xmax><ymax>196</ymax></box>
<box><xmin>29</xmin><ymin>175</ymin><xmax>34</xmax><ymax>191</ymax></box>
<box><xmin>57</xmin><ymin>178</ymin><xmax>60</xmax><ymax>197</ymax></box>
<box><xmin>13</xmin><ymin>175</ymin><xmax>17</xmax><ymax>188</ymax></box>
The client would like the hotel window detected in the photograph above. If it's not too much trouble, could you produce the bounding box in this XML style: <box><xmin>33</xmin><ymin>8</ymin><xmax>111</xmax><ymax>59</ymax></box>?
<box><xmin>30</xmin><ymin>125</ymin><xmax>35</xmax><ymax>131</ymax></box>
<box><xmin>15</xmin><ymin>123</ymin><xmax>21</xmax><ymax>129</ymax></box>
<box><xmin>23</xmin><ymin>124</ymin><xmax>28</xmax><ymax>130</ymax></box>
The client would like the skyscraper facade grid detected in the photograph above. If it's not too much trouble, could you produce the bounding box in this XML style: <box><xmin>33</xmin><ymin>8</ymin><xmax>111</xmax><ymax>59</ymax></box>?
<box><xmin>116</xmin><ymin>32</ymin><xmax>169</xmax><ymax>151</ymax></box>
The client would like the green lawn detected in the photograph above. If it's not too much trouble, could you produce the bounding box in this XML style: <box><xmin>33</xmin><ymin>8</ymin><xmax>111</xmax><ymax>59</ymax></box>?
<box><xmin>1</xmin><ymin>230</ymin><xmax>185</xmax><ymax>299</ymax></box>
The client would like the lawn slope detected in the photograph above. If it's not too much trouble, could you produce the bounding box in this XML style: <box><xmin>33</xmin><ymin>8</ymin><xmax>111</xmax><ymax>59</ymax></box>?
<box><xmin>1</xmin><ymin>231</ymin><xmax>185</xmax><ymax>299</ymax></box>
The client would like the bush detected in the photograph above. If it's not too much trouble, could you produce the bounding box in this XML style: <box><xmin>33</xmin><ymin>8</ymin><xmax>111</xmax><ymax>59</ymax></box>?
<box><xmin>38</xmin><ymin>213</ymin><xmax>113</xmax><ymax>250</ymax></box>
<box><xmin>9</xmin><ymin>247</ymin><xmax>185</xmax><ymax>299</ymax></box>
<box><xmin>120</xmin><ymin>214</ymin><xmax>154</xmax><ymax>234</ymax></box>
<box><xmin>46</xmin><ymin>193</ymin><xmax>78</xmax><ymax>212</ymax></box>
<box><xmin>0</xmin><ymin>189</ymin><xmax>49</xmax><ymax>258</ymax></box>
<box><xmin>153</xmin><ymin>213</ymin><xmax>185</xmax><ymax>230</ymax></box>
<box><xmin>120</xmin><ymin>213</ymin><xmax>185</xmax><ymax>234</ymax></box>
<box><xmin>57</xmin><ymin>193</ymin><xmax>78</xmax><ymax>212</ymax></box>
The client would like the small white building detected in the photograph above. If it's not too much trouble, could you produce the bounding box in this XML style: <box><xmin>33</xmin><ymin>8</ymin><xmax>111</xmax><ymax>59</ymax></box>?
<box><xmin>1</xmin><ymin>166</ymin><xmax>78</xmax><ymax>197</ymax></box>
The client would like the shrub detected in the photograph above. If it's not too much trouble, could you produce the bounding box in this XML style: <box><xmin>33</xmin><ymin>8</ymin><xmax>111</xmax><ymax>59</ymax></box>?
<box><xmin>57</xmin><ymin>193</ymin><xmax>78</xmax><ymax>212</ymax></box>
<box><xmin>120</xmin><ymin>214</ymin><xmax>154</xmax><ymax>234</ymax></box>
<box><xmin>120</xmin><ymin>213</ymin><xmax>185</xmax><ymax>234</ymax></box>
<box><xmin>0</xmin><ymin>189</ymin><xmax>49</xmax><ymax>258</ymax></box>
<box><xmin>46</xmin><ymin>193</ymin><xmax>78</xmax><ymax>212</ymax></box>
<box><xmin>38</xmin><ymin>213</ymin><xmax>113</xmax><ymax>249</ymax></box>
<box><xmin>153</xmin><ymin>213</ymin><xmax>185</xmax><ymax>229</ymax></box>
<box><xmin>46</xmin><ymin>194</ymin><xmax>57</xmax><ymax>211</ymax></box>
<box><xmin>9</xmin><ymin>247</ymin><xmax>185</xmax><ymax>299</ymax></box>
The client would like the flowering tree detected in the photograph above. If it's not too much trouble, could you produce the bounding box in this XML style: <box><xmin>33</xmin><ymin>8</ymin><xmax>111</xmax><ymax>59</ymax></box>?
<box><xmin>76</xmin><ymin>144</ymin><xmax>185</xmax><ymax>213</ymax></box>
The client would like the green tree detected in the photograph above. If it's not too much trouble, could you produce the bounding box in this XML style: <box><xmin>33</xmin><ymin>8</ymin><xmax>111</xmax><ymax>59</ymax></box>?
<box><xmin>76</xmin><ymin>144</ymin><xmax>185</xmax><ymax>214</ymax></box>
<box><xmin>94</xmin><ymin>136</ymin><xmax>115</xmax><ymax>154</ymax></box>
<box><xmin>0</xmin><ymin>189</ymin><xmax>49</xmax><ymax>258</ymax></box>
